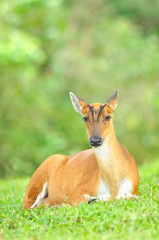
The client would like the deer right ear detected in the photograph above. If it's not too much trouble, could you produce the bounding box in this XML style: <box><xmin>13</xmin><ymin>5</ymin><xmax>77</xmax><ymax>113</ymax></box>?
<box><xmin>69</xmin><ymin>92</ymin><xmax>87</xmax><ymax>114</ymax></box>
<box><xmin>107</xmin><ymin>89</ymin><xmax>119</xmax><ymax>111</ymax></box>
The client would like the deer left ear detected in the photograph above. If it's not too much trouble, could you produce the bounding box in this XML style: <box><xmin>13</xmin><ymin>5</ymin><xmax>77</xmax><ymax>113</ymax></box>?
<box><xmin>69</xmin><ymin>92</ymin><xmax>87</xmax><ymax>114</ymax></box>
<box><xmin>107</xmin><ymin>89</ymin><xmax>119</xmax><ymax>111</ymax></box>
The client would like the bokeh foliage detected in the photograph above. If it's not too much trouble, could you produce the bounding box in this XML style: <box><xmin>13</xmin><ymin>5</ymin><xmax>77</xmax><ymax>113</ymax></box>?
<box><xmin>0</xmin><ymin>0</ymin><xmax>159</xmax><ymax>177</ymax></box>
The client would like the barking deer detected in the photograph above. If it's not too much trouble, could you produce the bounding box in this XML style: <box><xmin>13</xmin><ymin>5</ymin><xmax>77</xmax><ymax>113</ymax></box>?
<box><xmin>23</xmin><ymin>90</ymin><xmax>139</xmax><ymax>208</ymax></box>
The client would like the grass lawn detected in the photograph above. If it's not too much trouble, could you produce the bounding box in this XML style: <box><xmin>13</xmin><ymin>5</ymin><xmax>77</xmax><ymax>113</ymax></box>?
<box><xmin>0</xmin><ymin>159</ymin><xmax>159</xmax><ymax>240</ymax></box>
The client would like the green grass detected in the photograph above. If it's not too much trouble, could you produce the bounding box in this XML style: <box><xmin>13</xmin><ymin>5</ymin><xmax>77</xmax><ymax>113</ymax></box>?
<box><xmin>0</xmin><ymin>160</ymin><xmax>159</xmax><ymax>240</ymax></box>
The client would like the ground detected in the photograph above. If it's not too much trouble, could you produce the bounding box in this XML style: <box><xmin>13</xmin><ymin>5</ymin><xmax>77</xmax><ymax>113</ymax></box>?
<box><xmin>0</xmin><ymin>159</ymin><xmax>159</xmax><ymax>240</ymax></box>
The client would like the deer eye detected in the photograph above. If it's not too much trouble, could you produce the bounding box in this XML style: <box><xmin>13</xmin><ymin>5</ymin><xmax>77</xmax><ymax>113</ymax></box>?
<box><xmin>104</xmin><ymin>116</ymin><xmax>111</xmax><ymax>122</ymax></box>
<box><xmin>83</xmin><ymin>117</ymin><xmax>88</xmax><ymax>122</ymax></box>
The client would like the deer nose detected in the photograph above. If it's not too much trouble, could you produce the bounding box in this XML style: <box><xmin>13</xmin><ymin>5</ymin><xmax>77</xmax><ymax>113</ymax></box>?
<box><xmin>89</xmin><ymin>136</ymin><xmax>103</xmax><ymax>147</ymax></box>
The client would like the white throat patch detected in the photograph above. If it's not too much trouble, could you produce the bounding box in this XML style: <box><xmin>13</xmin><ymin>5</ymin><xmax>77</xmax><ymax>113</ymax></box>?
<box><xmin>95</xmin><ymin>138</ymin><xmax>111</xmax><ymax>163</ymax></box>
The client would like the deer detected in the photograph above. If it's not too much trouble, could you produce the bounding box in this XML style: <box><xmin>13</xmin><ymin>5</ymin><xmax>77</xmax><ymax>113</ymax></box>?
<box><xmin>23</xmin><ymin>90</ymin><xmax>140</xmax><ymax>209</ymax></box>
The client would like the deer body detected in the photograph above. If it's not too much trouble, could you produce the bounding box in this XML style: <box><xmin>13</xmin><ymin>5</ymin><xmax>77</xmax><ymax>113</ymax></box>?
<box><xmin>23</xmin><ymin>90</ymin><xmax>139</xmax><ymax>209</ymax></box>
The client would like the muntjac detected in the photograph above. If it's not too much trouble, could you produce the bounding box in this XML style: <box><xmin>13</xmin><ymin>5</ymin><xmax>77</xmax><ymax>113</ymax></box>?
<box><xmin>23</xmin><ymin>90</ymin><xmax>139</xmax><ymax>208</ymax></box>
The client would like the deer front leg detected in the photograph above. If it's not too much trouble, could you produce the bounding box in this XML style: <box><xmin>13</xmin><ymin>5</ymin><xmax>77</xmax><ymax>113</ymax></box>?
<box><xmin>83</xmin><ymin>194</ymin><xmax>99</xmax><ymax>204</ymax></box>
<box><xmin>84</xmin><ymin>194</ymin><xmax>110</xmax><ymax>204</ymax></box>
<box><xmin>67</xmin><ymin>194</ymin><xmax>88</xmax><ymax>206</ymax></box>
<box><xmin>67</xmin><ymin>193</ymin><xmax>102</xmax><ymax>205</ymax></box>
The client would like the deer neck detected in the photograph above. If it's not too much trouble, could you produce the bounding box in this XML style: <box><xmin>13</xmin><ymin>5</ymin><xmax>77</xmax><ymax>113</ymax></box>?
<box><xmin>94</xmin><ymin>124</ymin><xmax>119</xmax><ymax>166</ymax></box>
<box><xmin>94</xmin><ymin>124</ymin><xmax>121</xmax><ymax>194</ymax></box>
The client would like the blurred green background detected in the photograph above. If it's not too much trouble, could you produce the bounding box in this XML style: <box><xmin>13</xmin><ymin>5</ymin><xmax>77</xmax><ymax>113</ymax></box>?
<box><xmin>0</xmin><ymin>0</ymin><xmax>159</xmax><ymax>178</ymax></box>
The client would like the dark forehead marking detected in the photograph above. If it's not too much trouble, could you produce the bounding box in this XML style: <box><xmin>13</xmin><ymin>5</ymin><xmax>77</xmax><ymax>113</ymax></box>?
<box><xmin>88</xmin><ymin>104</ymin><xmax>94</xmax><ymax>121</ymax></box>
<box><xmin>97</xmin><ymin>104</ymin><xmax>107</xmax><ymax>121</ymax></box>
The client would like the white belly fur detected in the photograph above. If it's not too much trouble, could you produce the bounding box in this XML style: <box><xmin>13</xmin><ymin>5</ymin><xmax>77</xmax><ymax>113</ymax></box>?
<box><xmin>96</xmin><ymin>179</ymin><xmax>110</xmax><ymax>201</ymax></box>
<box><xmin>95</xmin><ymin>178</ymin><xmax>135</xmax><ymax>202</ymax></box>
<box><xmin>116</xmin><ymin>178</ymin><xmax>137</xmax><ymax>199</ymax></box>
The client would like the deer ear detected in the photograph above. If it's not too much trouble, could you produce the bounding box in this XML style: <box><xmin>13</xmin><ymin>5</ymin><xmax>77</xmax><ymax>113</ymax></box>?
<box><xmin>107</xmin><ymin>89</ymin><xmax>119</xmax><ymax>111</ymax></box>
<box><xmin>69</xmin><ymin>92</ymin><xmax>87</xmax><ymax>114</ymax></box>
